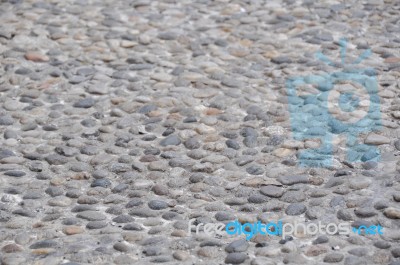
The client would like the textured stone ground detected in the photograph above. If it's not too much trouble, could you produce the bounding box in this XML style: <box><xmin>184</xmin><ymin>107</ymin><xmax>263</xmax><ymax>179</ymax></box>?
<box><xmin>0</xmin><ymin>0</ymin><xmax>400</xmax><ymax>264</ymax></box>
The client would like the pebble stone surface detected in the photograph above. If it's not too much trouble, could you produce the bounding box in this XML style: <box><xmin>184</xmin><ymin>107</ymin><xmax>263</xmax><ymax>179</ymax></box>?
<box><xmin>0</xmin><ymin>0</ymin><xmax>400</xmax><ymax>264</ymax></box>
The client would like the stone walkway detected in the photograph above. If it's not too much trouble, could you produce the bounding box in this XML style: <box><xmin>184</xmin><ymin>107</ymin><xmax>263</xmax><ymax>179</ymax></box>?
<box><xmin>0</xmin><ymin>0</ymin><xmax>399</xmax><ymax>264</ymax></box>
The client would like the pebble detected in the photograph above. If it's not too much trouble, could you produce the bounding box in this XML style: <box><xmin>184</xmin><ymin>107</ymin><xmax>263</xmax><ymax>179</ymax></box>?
<box><xmin>225</xmin><ymin>253</ymin><xmax>248</xmax><ymax>264</ymax></box>
<box><xmin>225</xmin><ymin>239</ymin><xmax>249</xmax><ymax>253</ymax></box>
<box><xmin>278</xmin><ymin>175</ymin><xmax>309</xmax><ymax>185</ymax></box>
<box><xmin>323</xmin><ymin>253</ymin><xmax>344</xmax><ymax>263</ymax></box>
<box><xmin>0</xmin><ymin>1</ymin><xmax>396</xmax><ymax>264</ymax></box>
<box><xmin>160</xmin><ymin>135</ymin><xmax>181</xmax><ymax>146</ymax></box>
<box><xmin>383</xmin><ymin>207</ymin><xmax>400</xmax><ymax>219</ymax></box>
<box><xmin>364</xmin><ymin>133</ymin><xmax>391</xmax><ymax>145</ymax></box>
<box><xmin>25</xmin><ymin>52</ymin><xmax>49</xmax><ymax>62</ymax></box>
<box><xmin>285</xmin><ymin>203</ymin><xmax>307</xmax><ymax>216</ymax></box>
<box><xmin>29</xmin><ymin>240</ymin><xmax>58</xmax><ymax>249</ymax></box>
<box><xmin>76</xmin><ymin>211</ymin><xmax>106</xmax><ymax>221</ymax></box>
<box><xmin>260</xmin><ymin>186</ymin><xmax>284</xmax><ymax>198</ymax></box>
<box><xmin>148</xmin><ymin>200</ymin><xmax>169</xmax><ymax>210</ymax></box>
<box><xmin>113</xmin><ymin>242</ymin><xmax>130</xmax><ymax>253</ymax></box>
<box><xmin>73</xmin><ymin>97</ymin><xmax>95</xmax><ymax>108</ymax></box>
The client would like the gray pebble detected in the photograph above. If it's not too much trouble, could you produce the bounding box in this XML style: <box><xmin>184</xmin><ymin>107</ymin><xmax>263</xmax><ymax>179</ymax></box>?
<box><xmin>225</xmin><ymin>239</ymin><xmax>249</xmax><ymax>253</ymax></box>
<box><xmin>73</xmin><ymin>97</ymin><xmax>95</xmax><ymax>108</ymax></box>
<box><xmin>225</xmin><ymin>253</ymin><xmax>248</xmax><ymax>264</ymax></box>
<box><xmin>148</xmin><ymin>200</ymin><xmax>169</xmax><ymax>210</ymax></box>
<box><xmin>160</xmin><ymin>135</ymin><xmax>181</xmax><ymax>146</ymax></box>
<box><xmin>285</xmin><ymin>203</ymin><xmax>307</xmax><ymax>216</ymax></box>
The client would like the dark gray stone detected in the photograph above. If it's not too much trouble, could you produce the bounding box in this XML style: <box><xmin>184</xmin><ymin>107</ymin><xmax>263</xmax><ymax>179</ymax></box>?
<box><xmin>225</xmin><ymin>252</ymin><xmax>248</xmax><ymax>264</ymax></box>
<box><xmin>184</xmin><ymin>138</ymin><xmax>201</xmax><ymax>149</ymax></box>
<box><xmin>4</xmin><ymin>170</ymin><xmax>25</xmax><ymax>177</ymax></box>
<box><xmin>73</xmin><ymin>97</ymin><xmax>95</xmax><ymax>108</ymax></box>
<box><xmin>86</xmin><ymin>221</ymin><xmax>107</xmax><ymax>229</ymax></box>
<box><xmin>160</xmin><ymin>135</ymin><xmax>181</xmax><ymax>146</ymax></box>
<box><xmin>148</xmin><ymin>200</ymin><xmax>168</xmax><ymax>210</ymax></box>
<box><xmin>30</xmin><ymin>240</ymin><xmax>58</xmax><ymax>249</ymax></box>
<box><xmin>260</xmin><ymin>186</ymin><xmax>284</xmax><ymax>198</ymax></box>
<box><xmin>225</xmin><ymin>239</ymin><xmax>249</xmax><ymax>253</ymax></box>
<box><xmin>77</xmin><ymin>211</ymin><xmax>106</xmax><ymax>221</ymax></box>
<box><xmin>278</xmin><ymin>175</ymin><xmax>309</xmax><ymax>185</ymax></box>
<box><xmin>91</xmin><ymin>179</ymin><xmax>112</xmax><ymax>188</ymax></box>
<box><xmin>285</xmin><ymin>203</ymin><xmax>307</xmax><ymax>216</ymax></box>
<box><xmin>246</xmin><ymin>165</ymin><xmax>264</xmax><ymax>175</ymax></box>
<box><xmin>45</xmin><ymin>187</ymin><xmax>64</xmax><ymax>197</ymax></box>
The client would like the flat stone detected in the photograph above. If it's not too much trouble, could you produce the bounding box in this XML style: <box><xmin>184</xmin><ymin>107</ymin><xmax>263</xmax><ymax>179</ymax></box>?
<box><xmin>225</xmin><ymin>252</ymin><xmax>248</xmax><ymax>264</ymax></box>
<box><xmin>86</xmin><ymin>221</ymin><xmax>107</xmax><ymax>229</ymax></box>
<box><xmin>384</xmin><ymin>207</ymin><xmax>400</xmax><ymax>219</ymax></box>
<box><xmin>148</xmin><ymin>200</ymin><xmax>169</xmax><ymax>210</ymax></box>
<box><xmin>63</xmin><ymin>226</ymin><xmax>84</xmax><ymax>235</ymax></box>
<box><xmin>225</xmin><ymin>239</ymin><xmax>249</xmax><ymax>253</ymax></box>
<box><xmin>364</xmin><ymin>133</ymin><xmax>390</xmax><ymax>145</ymax></box>
<box><xmin>160</xmin><ymin>135</ymin><xmax>181</xmax><ymax>146</ymax></box>
<box><xmin>323</xmin><ymin>253</ymin><xmax>344</xmax><ymax>263</ymax></box>
<box><xmin>260</xmin><ymin>185</ymin><xmax>284</xmax><ymax>198</ymax></box>
<box><xmin>278</xmin><ymin>175</ymin><xmax>309</xmax><ymax>185</ymax></box>
<box><xmin>73</xmin><ymin>97</ymin><xmax>95</xmax><ymax>108</ymax></box>
<box><xmin>285</xmin><ymin>203</ymin><xmax>307</xmax><ymax>216</ymax></box>
<box><xmin>29</xmin><ymin>240</ymin><xmax>58</xmax><ymax>249</ymax></box>
<box><xmin>25</xmin><ymin>52</ymin><xmax>49</xmax><ymax>62</ymax></box>
<box><xmin>76</xmin><ymin>211</ymin><xmax>106</xmax><ymax>221</ymax></box>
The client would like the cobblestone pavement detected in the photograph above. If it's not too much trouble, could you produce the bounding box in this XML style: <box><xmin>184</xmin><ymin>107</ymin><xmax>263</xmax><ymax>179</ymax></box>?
<box><xmin>0</xmin><ymin>0</ymin><xmax>400</xmax><ymax>264</ymax></box>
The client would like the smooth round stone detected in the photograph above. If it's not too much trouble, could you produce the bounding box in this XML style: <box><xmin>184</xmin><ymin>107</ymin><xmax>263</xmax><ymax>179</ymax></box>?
<box><xmin>62</xmin><ymin>218</ymin><xmax>81</xmax><ymax>225</ymax></box>
<box><xmin>45</xmin><ymin>187</ymin><xmax>64</xmax><ymax>197</ymax></box>
<box><xmin>313</xmin><ymin>235</ymin><xmax>329</xmax><ymax>245</ymax></box>
<box><xmin>76</xmin><ymin>211</ymin><xmax>106</xmax><ymax>221</ymax></box>
<box><xmin>246</xmin><ymin>165</ymin><xmax>264</xmax><ymax>175</ymax></box>
<box><xmin>92</xmin><ymin>170</ymin><xmax>109</xmax><ymax>179</ymax></box>
<box><xmin>4</xmin><ymin>171</ymin><xmax>26</xmax><ymax>177</ymax></box>
<box><xmin>73</xmin><ymin>97</ymin><xmax>95</xmax><ymax>108</ymax></box>
<box><xmin>1</xmin><ymin>244</ymin><xmax>22</xmax><ymax>253</ymax></box>
<box><xmin>260</xmin><ymin>186</ymin><xmax>284</xmax><ymax>198</ymax></box>
<box><xmin>113</xmin><ymin>215</ymin><xmax>134</xmax><ymax>223</ymax></box>
<box><xmin>384</xmin><ymin>208</ymin><xmax>400</xmax><ymax>219</ymax></box>
<box><xmin>159</xmin><ymin>135</ymin><xmax>181</xmax><ymax>146</ymax></box>
<box><xmin>114</xmin><ymin>242</ymin><xmax>130</xmax><ymax>252</ymax></box>
<box><xmin>184</xmin><ymin>138</ymin><xmax>201</xmax><ymax>149</ymax></box>
<box><xmin>278</xmin><ymin>175</ymin><xmax>309</xmax><ymax>185</ymax></box>
<box><xmin>0</xmin><ymin>115</ymin><xmax>14</xmax><ymax>125</ymax></box>
<box><xmin>323</xmin><ymin>253</ymin><xmax>344</xmax><ymax>263</ymax></box>
<box><xmin>123</xmin><ymin>223</ymin><xmax>143</xmax><ymax>231</ymax></box>
<box><xmin>337</xmin><ymin>209</ymin><xmax>353</xmax><ymax>221</ymax></box>
<box><xmin>148</xmin><ymin>200</ymin><xmax>169</xmax><ymax>210</ymax></box>
<box><xmin>394</xmin><ymin>140</ymin><xmax>400</xmax><ymax>151</ymax></box>
<box><xmin>248</xmin><ymin>194</ymin><xmax>268</xmax><ymax>204</ymax></box>
<box><xmin>392</xmin><ymin>248</ymin><xmax>400</xmax><ymax>258</ymax></box>
<box><xmin>374</xmin><ymin>241</ymin><xmax>391</xmax><ymax>249</ymax></box>
<box><xmin>226</xmin><ymin>139</ymin><xmax>240</xmax><ymax>150</ymax></box>
<box><xmin>281</xmin><ymin>191</ymin><xmax>306</xmax><ymax>203</ymax></box>
<box><xmin>29</xmin><ymin>239</ymin><xmax>58</xmax><ymax>249</ymax></box>
<box><xmin>285</xmin><ymin>203</ymin><xmax>307</xmax><ymax>216</ymax></box>
<box><xmin>215</xmin><ymin>212</ymin><xmax>235</xmax><ymax>221</ymax></box>
<box><xmin>225</xmin><ymin>239</ymin><xmax>249</xmax><ymax>253</ymax></box>
<box><xmin>86</xmin><ymin>221</ymin><xmax>107</xmax><ymax>229</ymax></box>
<box><xmin>225</xmin><ymin>253</ymin><xmax>248</xmax><ymax>264</ymax></box>
<box><xmin>91</xmin><ymin>179</ymin><xmax>112</xmax><ymax>188</ymax></box>
<box><xmin>152</xmin><ymin>184</ymin><xmax>169</xmax><ymax>195</ymax></box>
<box><xmin>112</xmin><ymin>184</ymin><xmax>129</xmax><ymax>193</ymax></box>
